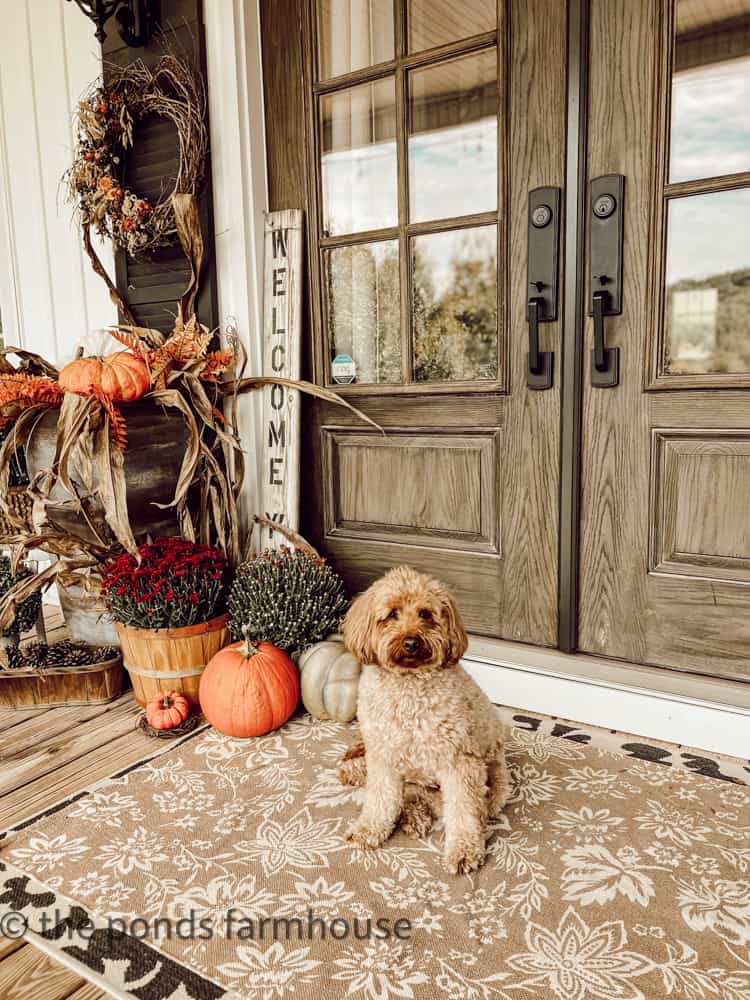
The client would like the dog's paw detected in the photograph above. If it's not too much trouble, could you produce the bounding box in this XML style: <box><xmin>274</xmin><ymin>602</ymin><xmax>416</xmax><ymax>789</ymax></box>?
<box><xmin>443</xmin><ymin>837</ymin><xmax>486</xmax><ymax>875</ymax></box>
<box><xmin>346</xmin><ymin>820</ymin><xmax>390</xmax><ymax>849</ymax></box>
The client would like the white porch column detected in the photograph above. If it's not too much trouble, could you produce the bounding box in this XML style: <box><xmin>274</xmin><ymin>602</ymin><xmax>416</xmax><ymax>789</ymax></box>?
<box><xmin>204</xmin><ymin>0</ymin><xmax>269</xmax><ymax>534</ymax></box>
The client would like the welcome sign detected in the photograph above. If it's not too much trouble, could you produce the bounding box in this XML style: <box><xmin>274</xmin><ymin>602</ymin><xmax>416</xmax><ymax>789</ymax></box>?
<box><xmin>261</xmin><ymin>209</ymin><xmax>303</xmax><ymax>545</ymax></box>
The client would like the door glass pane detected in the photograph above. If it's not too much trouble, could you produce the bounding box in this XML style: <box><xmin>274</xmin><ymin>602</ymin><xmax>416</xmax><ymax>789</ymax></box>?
<box><xmin>317</xmin><ymin>0</ymin><xmax>395</xmax><ymax>80</ymax></box>
<box><xmin>664</xmin><ymin>189</ymin><xmax>750</xmax><ymax>374</ymax></box>
<box><xmin>324</xmin><ymin>240</ymin><xmax>402</xmax><ymax>384</ymax></box>
<box><xmin>409</xmin><ymin>0</ymin><xmax>495</xmax><ymax>53</ymax></box>
<box><xmin>412</xmin><ymin>226</ymin><xmax>497</xmax><ymax>382</ymax></box>
<box><xmin>408</xmin><ymin>50</ymin><xmax>498</xmax><ymax>223</ymax></box>
<box><xmin>670</xmin><ymin>0</ymin><xmax>750</xmax><ymax>182</ymax></box>
<box><xmin>320</xmin><ymin>79</ymin><xmax>398</xmax><ymax>236</ymax></box>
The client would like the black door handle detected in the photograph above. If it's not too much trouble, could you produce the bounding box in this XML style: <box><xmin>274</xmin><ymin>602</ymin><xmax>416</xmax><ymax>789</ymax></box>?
<box><xmin>589</xmin><ymin>174</ymin><xmax>624</xmax><ymax>388</ymax></box>
<box><xmin>591</xmin><ymin>289</ymin><xmax>620</xmax><ymax>387</ymax></box>
<box><xmin>527</xmin><ymin>296</ymin><xmax>553</xmax><ymax>390</ymax></box>
<box><xmin>526</xmin><ymin>187</ymin><xmax>559</xmax><ymax>390</ymax></box>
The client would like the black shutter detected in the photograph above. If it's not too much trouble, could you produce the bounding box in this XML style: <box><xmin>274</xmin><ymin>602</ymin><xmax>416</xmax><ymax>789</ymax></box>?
<box><xmin>102</xmin><ymin>0</ymin><xmax>218</xmax><ymax>336</ymax></box>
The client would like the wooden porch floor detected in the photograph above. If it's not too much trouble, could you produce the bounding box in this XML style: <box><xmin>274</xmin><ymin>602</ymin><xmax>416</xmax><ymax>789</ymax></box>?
<box><xmin>0</xmin><ymin>611</ymin><xmax>152</xmax><ymax>999</ymax></box>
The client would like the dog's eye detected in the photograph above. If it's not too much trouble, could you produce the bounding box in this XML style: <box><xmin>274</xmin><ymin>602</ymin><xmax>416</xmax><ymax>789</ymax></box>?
<box><xmin>387</xmin><ymin>609</ymin><xmax>399</xmax><ymax>620</ymax></box>
<box><xmin>418</xmin><ymin>609</ymin><xmax>433</xmax><ymax>620</ymax></box>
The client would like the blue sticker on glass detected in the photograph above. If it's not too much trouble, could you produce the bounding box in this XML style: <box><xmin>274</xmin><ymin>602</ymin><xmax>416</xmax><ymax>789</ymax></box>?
<box><xmin>331</xmin><ymin>353</ymin><xmax>356</xmax><ymax>384</ymax></box>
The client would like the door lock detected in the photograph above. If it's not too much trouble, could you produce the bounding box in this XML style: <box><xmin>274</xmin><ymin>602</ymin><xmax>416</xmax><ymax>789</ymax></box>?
<box><xmin>588</xmin><ymin>174</ymin><xmax>624</xmax><ymax>387</ymax></box>
<box><xmin>531</xmin><ymin>204</ymin><xmax>553</xmax><ymax>228</ymax></box>
<box><xmin>592</xmin><ymin>193</ymin><xmax>616</xmax><ymax>219</ymax></box>
<box><xmin>526</xmin><ymin>187</ymin><xmax>560</xmax><ymax>390</ymax></box>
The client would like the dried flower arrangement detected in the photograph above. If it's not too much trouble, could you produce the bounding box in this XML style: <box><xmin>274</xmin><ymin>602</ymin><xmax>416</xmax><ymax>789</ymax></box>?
<box><xmin>68</xmin><ymin>54</ymin><xmax>207</xmax><ymax>256</ymax></box>
<box><xmin>0</xmin><ymin>373</ymin><xmax>64</xmax><ymax>431</ymax></box>
<box><xmin>101</xmin><ymin>537</ymin><xmax>226</xmax><ymax>629</ymax></box>
<box><xmin>0</xmin><ymin>49</ymin><xmax>376</xmax><ymax>640</ymax></box>
<box><xmin>228</xmin><ymin>546</ymin><xmax>349</xmax><ymax>652</ymax></box>
<box><xmin>0</xmin><ymin>259</ymin><xmax>375</xmax><ymax>631</ymax></box>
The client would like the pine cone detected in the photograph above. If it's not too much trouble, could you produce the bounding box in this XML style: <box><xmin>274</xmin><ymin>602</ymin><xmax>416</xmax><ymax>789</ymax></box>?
<box><xmin>96</xmin><ymin>645</ymin><xmax>120</xmax><ymax>661</ymax></box>
<box><xmin>2</xmin><ymin>640</ymin><xmax>120</xmax><ymax>671</ymax></box>
<box><xmin>3</xmin><ymin>645</ymin><xmax>26</xmax><ymax>670</ymax></box>
<box><xmin>23</xmin><ymin>641</ymin><xmax>49</xmax><ymax>669</ymax></box>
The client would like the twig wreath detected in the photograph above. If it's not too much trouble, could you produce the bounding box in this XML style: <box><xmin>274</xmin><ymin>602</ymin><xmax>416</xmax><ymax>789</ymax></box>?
<box><xmin>68</xmin><ymin>54</ymin><xmax>207</xmax><ymax>257</ymax></box>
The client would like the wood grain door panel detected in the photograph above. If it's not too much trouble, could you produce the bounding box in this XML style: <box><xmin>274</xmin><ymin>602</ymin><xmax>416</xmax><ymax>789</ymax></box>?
<box><xmin>323</xmin><ymin>430</ymin><xmax>500</xmax><ymax>549</ymax></box>
<box><xmin>262</xmin><ymin>0</ymin><xmax>568</xmax><ymax>646</ymax></box>
<box><xmin>302</xmin><ymin>396</ymin><xmax>507</xmax><ymax>636</ymax></box>
<box><xmin>580</xmin><ymin>0</ymin><xmax>750</xmax><ymax>681</ymax></box>
<box><xmin>651</xmin><ymin>430</ymin><xmax>750</xmax><ymax>580</ymax></box>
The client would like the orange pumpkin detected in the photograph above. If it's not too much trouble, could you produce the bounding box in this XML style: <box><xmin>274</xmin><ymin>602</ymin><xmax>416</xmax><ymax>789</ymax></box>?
<box><xmin>146</xmin><ymin>690</ymin><xmax>190</xmax><ymax>730</ymax></box>
<box><xmin>199</xmin><ymin>637</ymin><xmax>299</xmax><ymax>738</ymax></box>
<box><xmin>59</xmin><ymin>351</ymin><xmax>150</xmax><ymax>402</ymax></box>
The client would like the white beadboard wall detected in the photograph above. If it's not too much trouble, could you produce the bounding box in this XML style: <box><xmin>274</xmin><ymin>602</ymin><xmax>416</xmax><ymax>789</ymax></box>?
<box><xmin>0</xmin><ymin>0</ymin><xmax>117</xmax><ymax>364</ymax></box>
<box><xmin>204</xmin><ymin>0</ymin><xmax>268</xmax><ymax>525</ymax></box>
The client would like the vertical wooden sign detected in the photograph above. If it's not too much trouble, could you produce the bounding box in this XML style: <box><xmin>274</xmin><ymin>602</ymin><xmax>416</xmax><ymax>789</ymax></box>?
<box><xmin>261</xmin><ymin>209</ymin><xmax>304</xmax><ymax>546</ymax></box>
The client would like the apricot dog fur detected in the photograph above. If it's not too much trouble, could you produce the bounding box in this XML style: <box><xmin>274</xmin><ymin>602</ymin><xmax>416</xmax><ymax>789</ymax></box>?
<box><xmin>340</xmin><ymin>566</ymin><xmax>510</xmax><ymax>874</ymax></box>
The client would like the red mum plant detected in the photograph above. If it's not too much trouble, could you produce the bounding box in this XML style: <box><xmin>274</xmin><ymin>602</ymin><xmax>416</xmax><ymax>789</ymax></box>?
<box><xmin>101</xmin><ymin>537</ymin><xmax>227</xmax><ymax>629</ymax></box>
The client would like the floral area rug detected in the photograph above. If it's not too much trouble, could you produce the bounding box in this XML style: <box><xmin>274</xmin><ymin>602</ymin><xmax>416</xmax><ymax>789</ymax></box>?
<box><xmin>0</xmin><ymin>709</ymin><xmax>748</xmax><ymax>1000</ymax></box>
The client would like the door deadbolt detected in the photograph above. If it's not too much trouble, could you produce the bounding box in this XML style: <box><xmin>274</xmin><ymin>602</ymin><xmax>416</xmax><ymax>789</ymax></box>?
<box><xmin>531</xmin><ymin>204</ymin><xmax>552</xmax><ymax>228</ymax></box>
<box><xmin>593</xmin><ymin>193</ymin><xmax>616</xmax><ymax>219</ymax></box>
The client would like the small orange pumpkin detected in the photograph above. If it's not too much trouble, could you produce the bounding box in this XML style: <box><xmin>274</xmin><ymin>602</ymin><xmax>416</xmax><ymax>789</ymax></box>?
<box><xmin>146</xmin><ymin>690</ymin><xmax>190</xmax><ymax>730</ymax></box>
<box><xmin>199</xmin><ymin>633</ymin><xmax>299</xmax><ymax>738</ymax></box>
<box><xmin>59</xmin><ymin>351</ymin><xmax>150</xmax><ymax>402</ymax></box>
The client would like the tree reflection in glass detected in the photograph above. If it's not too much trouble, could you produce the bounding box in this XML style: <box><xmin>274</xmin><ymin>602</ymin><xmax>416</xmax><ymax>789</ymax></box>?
<box><xmin>412</xmin><ymin>226</ymin><xmax>498</xmax><ymax>382</ymax></box>
<box><xmin>664</xmin><ymin>189</ymin><xmax>750</xmax><ymax>374</ymax></box>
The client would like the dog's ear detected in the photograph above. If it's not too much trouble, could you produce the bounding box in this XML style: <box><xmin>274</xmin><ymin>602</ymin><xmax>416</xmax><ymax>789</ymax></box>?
<box><xmin>342</xmin><ymin>588</ymin><xmax>378</xmax><ymax>665</ymax></box>
<box><xmin>441</xmin><ymin>591</ymin><xmax>468</xmax><ymax>664</ymax></box>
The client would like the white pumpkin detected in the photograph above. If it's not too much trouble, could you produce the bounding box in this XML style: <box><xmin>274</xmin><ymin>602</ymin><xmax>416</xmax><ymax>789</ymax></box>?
<box><xmin>298</xmin><ymin>634</ymin><xmax>361</xmax><ymax>722</ymax></box>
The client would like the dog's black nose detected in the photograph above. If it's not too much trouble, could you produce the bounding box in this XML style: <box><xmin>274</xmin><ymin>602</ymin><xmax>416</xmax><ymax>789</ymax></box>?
<box><xmin>402</xmin><ymin>636</ymin><xmax>420</xmax><ymax>654</ymax></box>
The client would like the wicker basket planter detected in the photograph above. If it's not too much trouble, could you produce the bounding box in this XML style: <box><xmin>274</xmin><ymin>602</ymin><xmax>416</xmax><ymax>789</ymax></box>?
<box><xmin>0</xmin><ymin>654</ymin><xmax>123</xmax><ymax>709</ymax></box>
<box><xmin>116</xmin><ymin>615</ymin><xmax>230</xmax><ymax>707</ymax></box>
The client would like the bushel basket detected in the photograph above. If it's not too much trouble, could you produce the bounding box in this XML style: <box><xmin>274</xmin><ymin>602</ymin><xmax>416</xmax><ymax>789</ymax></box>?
<box><xmin>116</xmin><ymin>615</ymin><xmax>230</xmax><ymax>706</ymax></box>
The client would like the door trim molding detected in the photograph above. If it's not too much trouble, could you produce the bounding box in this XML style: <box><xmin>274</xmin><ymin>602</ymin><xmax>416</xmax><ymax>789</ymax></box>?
<box><xmin>465</xmin><ymin>635</ymin><xmax>750</xmax><ymax>759</ymax></box>
<box><xmin>557</xmin><ymin>0</ymin><xmax>590</xmax><ymax>651</ymax></box>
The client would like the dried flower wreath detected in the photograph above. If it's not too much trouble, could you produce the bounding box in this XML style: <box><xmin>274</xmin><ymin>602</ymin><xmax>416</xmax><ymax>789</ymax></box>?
<box><xmin>68</xmin><ymin>54</ymin><xmax>207</xmax><ymax>256</ymax></box>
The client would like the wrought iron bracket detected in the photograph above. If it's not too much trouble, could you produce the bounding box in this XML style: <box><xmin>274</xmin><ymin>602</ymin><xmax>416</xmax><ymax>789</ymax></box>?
<box><xmin>66</xmin><ymin>0</ymin><xmax>157</xmax><ymax>47</ymax></box>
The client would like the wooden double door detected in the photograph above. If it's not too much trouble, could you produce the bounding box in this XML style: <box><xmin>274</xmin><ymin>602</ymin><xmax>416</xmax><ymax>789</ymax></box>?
<box><xmin>262</xmin><ymin>0</ymin><xmax>750</xmax><ymax>682</ymax></box>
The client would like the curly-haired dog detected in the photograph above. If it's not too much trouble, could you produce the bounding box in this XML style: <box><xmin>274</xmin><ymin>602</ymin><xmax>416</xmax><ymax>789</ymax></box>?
<box><xmin>339</xmin><ymin>566</ymin><xmax>510</xmax><ymax>874</ymax></box>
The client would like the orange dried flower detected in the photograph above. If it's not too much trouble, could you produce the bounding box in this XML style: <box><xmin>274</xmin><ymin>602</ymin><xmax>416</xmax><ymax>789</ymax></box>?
<box><xmin>90</xmin><ymin>384</ymin><xmax>128</xmax><ymax>452</ymax></box>
<box><xmin>0</xmin><ymin>374</ymin><xmax>64</xmax><ymax>431</ymax></box>
<box><xmin>199</xmin><ymin>350</ymin><xmax>233</xmax><ymax>382</ymax></box>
